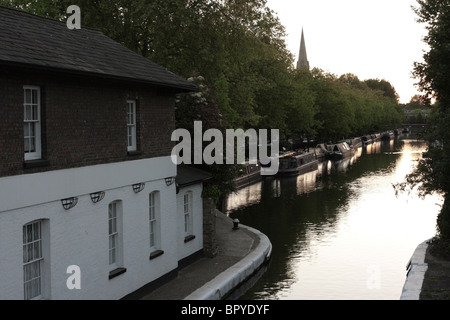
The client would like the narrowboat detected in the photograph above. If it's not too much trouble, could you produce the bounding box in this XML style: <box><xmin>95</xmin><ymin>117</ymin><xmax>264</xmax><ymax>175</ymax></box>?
<box><xmin>277</xmin><ymin>151</ymin><xmax>319</xmax><ymax>176</ymax></box>
<box><xmin>381</xmin><ymin>131</ymin><xmax>395</xmax><ymax>141</ymax></box>
<box><xmin>314</xmin><ymin>144</ymin><xmax>329</xmax><ymax>162</ymax></box>
<box><xmin>372</xmin><ymin>133</ymin><xmax>382</xmax><ymax>141</ymax></box>
<box><xmin>234</xmin><ymin>162</ymin><xmax>262</xmax><ymax>188</ymax></box>
<box><xmin>345</xmin><ymin>137</ymin><xmax>363</xmax><ymax>149</ymax></box>
<box><xmin>327</xmin><ymin>142</ymin><xmax>355</xmax><ymax>161</ymax></box>
<box><xmin>361</xmin><ymin>135</ymin><xmax>373</xmax><ymax>146</ymax></box>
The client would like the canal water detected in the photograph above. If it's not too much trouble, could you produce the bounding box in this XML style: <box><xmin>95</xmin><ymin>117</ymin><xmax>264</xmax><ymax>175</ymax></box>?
<box><xmin>225</xmin><ymin>138</ymin><xmax>443</xmax><ymax>300</ymax></box>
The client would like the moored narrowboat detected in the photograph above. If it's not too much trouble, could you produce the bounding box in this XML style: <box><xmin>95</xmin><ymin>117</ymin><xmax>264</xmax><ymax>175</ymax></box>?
<box><xmin>314</xmin><ymin>144</ymin><xmax>329</xmax><ymax>162</ymax></box>
<box><xmin>327</xmin><ymin>142</ymin><xmax>355</xmax><ymax>161</ymax></box>
<box><xmin>234</xmin><ymin>162</ymin><xmax>262</xmax><ymax>188</ymax></box>
<box><xmin>361</xmin><ymin>135</ymin><xmax>373</xmax><ymax>146</ymax></box>
<box><xmin>277</xmin><ymin>151</ymin><xmax>319</xmax><ymax>176</ymax></box>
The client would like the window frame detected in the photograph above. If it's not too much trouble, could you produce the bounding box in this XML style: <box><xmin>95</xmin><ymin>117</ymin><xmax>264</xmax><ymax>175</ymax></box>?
<box><xmin>127</xmin><ymin>100</ymin><xmax>137</xmax><ymax>152</ymax></box>
<box><xmin>108</xmin><ymin>201</ymin><xmax>123</xmax><ymax>271</ymax></box>
<box><xmin>23</xmin><ymin>221</ymin><xmax>43</xmax><ymax>300</ymax></box>
<box><xmin>23</xmin><ymin>86</ymin><xmax>42</xmax><ymax>161</ymax></box>
<box><xmin>149</xmin><ymin>191</ymin><xmax>160</xmax><ymax>250</ymax></box>
<box><xmin>183</xmin><ymin>192</ymin><xmax>193</xmax><ymax>237</ymax></box>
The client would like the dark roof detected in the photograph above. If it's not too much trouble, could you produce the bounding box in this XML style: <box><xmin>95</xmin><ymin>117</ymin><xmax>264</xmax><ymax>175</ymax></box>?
<box><xmin>176</xmin><ymin>165</ymin><xmax>212</xmax><ymax>188</ymax></box>
<box><xmin>0</xmin><ymin>6</ymin><xmax>197</xmax><ymax>91</ymax></box>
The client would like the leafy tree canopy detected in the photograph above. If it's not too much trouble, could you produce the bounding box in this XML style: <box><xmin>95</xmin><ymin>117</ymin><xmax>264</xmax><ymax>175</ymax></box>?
<box><xmin>398</xmin><ymin>0</ymin><xmax>450</xmax><ymax>239</ymax></box>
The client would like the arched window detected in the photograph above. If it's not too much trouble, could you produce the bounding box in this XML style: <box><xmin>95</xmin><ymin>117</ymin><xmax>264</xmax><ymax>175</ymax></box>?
<box><xmin>23</xmin><ymin>220</ymin><xmax>48</xmax><ymax>300</ymax></box>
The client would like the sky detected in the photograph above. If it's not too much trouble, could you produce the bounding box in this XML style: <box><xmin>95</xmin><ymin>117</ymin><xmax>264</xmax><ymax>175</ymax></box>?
<box><xmin>265</xmin><ymin>0</ymin><xmax>429</xmax><ymax>103</ymax></box>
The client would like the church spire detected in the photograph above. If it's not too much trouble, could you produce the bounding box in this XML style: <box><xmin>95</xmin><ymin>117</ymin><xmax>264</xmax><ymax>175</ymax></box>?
<box><xmin>297</xmin><ymin>28</ymin><xmax>310</xmax><ymax>70</ymax></box>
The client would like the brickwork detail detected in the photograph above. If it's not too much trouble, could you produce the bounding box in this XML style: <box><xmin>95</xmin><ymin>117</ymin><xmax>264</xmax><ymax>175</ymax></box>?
<box><xmin>0</xmin><ymin>70</ymin><xmax>176</xmax><ymax>178</ymax></box>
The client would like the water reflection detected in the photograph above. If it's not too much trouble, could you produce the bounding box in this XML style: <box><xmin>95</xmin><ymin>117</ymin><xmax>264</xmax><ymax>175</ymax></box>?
<box><xmin>365</xmin><ymin>141</ymin><xmax>382</xmax><ymax>155</ymax></box>
<box><xmin>225</xmin><ymin>147</ymin><xmax>364</xmax><ymax>213</ymax></box>
<box><xmin>226</xmin><ymin>139</ymin><xmax>443</xmax><ymax>300</ymax></box>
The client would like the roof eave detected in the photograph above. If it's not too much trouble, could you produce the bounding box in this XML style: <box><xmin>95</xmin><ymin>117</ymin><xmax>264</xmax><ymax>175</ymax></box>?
<box><xmin>0</xmin><ymin>60</ymin><xmax>198</xmax><ymax>92</ymax></box>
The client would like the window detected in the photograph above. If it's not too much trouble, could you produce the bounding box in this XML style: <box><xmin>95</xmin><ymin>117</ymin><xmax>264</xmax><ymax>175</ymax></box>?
<box><xmin>149</xmin><ymin>192</ymin><xmax>159</xmax><ymax>250</ymax></box>
<box><xmin>127</xmin><ymin>100</ymin><xmax>137</xmax><ymax>152</ymax></box>
<box><xmin>24</xmin><ymin>86</ymin><xmax>41</xmax><ymax>161</ymax></box>
<box><xmin>184</xmin><ymin>192</ymin><xmax>193</xmax><ymax>237</ymax></box>
<box><xmin>149</xmin><ymin>192</ymin><xmax>164</xmax><ymax>260</ymax></box>
<box><xmin>108</xmin><ymin>201</ymin><xmax>123</xmax><ymax>271</ymax></box>
<box><xmin>23</xmin><ymin>221</ymin><xmax>43</xmax><ymax>300</ymax></box>
<box><xmin>108</xmin><ymin>203</ymin><xmax>118</xmax><ymax>266</ymax></box>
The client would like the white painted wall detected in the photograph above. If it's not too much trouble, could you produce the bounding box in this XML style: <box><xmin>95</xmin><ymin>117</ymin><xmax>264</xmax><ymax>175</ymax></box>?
<box><xmin>0</xmin><ymin>157</ymin><xmax>175</xmax><ymax>213</ymax></box>
<box><xmin>0</xmin><ymin>157</ymin><xmax>205</xmax><ymax>300</ymax></box>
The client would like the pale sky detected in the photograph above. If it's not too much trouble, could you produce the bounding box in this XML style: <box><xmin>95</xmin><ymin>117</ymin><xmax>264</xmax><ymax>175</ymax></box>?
<box><xmin>266</xmin><ymin>0</ymin><xmax>429</xmax><ymax>103</ymax></box>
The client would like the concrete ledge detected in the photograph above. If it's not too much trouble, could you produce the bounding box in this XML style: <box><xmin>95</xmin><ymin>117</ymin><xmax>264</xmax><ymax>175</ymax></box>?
<box><xmin>184</xmin><ymin>224</ymin><xmax>272</xmax><ymax>300</ymax></box>
<box><xmin>400</xmin><ymin>240</ymin><xmax>430</xmax><ymax>300</ymax></box>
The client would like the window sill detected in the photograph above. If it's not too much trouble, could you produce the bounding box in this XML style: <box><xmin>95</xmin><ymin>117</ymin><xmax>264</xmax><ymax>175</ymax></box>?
<box><xmin>109</xmin><ymin>267</ymin><xmax>127</xmax><ymax>280</ymax></box>
<box><xmin>127</xmin><ymin>151</ymin><xmax>142</xmax><ymax>157</ymax></box>
<box><xmin>184</xmin><ymin>235</ymin><xmax>196</xmax><ymax>243</ymax></box>
<box><xmin>149</xmin><ymin>250</ymin><xmax>165</xmax><ymax>260</ymax></box>
<box><xmin>23</xmin><ymin>159</ymin><xmax>50</xmax><ymax>169</ymax></box>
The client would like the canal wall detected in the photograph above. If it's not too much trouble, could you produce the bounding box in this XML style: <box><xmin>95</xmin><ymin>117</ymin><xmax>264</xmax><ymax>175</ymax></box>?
<box><xmin>184</xmin><ymin>220</ymin><xmax>272</xmax><ymax>300</ymax></box>
<box><xmin>400</xmin><ymin>240</ymin><xmax>430</xmax><ymax>300</ymax></box>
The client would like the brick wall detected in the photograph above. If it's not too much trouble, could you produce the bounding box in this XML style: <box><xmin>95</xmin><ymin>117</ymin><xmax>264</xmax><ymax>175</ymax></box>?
<box><xmin>203</xmin><ymin>197</ymin><xmax>218</xmax><ymax>258</ymax></box>
<box><xmin>0</xmin><ymin>67</ymin><xmax>177</xmax><ymax>178</ymax></box>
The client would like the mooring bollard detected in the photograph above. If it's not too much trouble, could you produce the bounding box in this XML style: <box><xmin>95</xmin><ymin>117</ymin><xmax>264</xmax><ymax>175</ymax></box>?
<box><xmin>233</xmin><ymin>219</ymin><xmax>240</xmax><ymax>230</ymax></box>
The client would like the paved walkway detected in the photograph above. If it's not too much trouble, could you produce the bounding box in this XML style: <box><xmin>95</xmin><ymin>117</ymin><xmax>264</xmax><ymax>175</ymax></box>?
<box><xmin>140</xmin><ymin>211</ymin><xmax>271</xmax><ymax>300</ymax></box>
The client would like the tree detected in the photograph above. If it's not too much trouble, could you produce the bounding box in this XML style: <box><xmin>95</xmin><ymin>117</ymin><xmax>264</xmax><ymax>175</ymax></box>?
<box><xmin>398</xmin><ymin>0</ymin><xmax>450</xmax><ymax>242</ymax></box>
<box><xmin>0</xmin><ymin>0</ymin><xmax>70</xmax><ymax>18</ymax></box>
<box><xmin>310</xmin><ymin>70</ymin><xmax>403</xmax><ymax>142</ymax></box>
<box><xmin>285</xmin><ymin>68</ymin><xmax>317</xmax><ymax>138</ymax></box>
<box><xmin>174</xmin><ymin>75</ymin><xmax>239</xmax><ymax>207</ymax></box>
<box><xmin>410</xmin><ymin>94</ymin><xmax>427</xmax><ymax>106</ymax></box>
<box><xmin>364</xmin><ymin>78</ymin><xmax>400</xmax><ymax>103</ymax></box>
<box><xmin>311</xmin><ymin>70</ymin><xmax>354</xmax><ymax>142</ymax></box>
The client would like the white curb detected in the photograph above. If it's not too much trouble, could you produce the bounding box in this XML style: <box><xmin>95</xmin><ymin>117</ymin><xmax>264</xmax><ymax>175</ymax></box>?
<box><xmin>184</xmin><ymin>224</ymin><xmax>272</xmax><ymax>300</ymax></box>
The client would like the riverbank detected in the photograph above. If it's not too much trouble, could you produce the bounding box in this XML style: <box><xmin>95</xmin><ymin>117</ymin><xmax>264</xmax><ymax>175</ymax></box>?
<box><xmin>420</xmin><ymin>239</ymin><xmax>450</xmax><ymax>300</ymax></box>
<box><xmin>401</xmin><ymin>238</ymin><xmax>450</xmax><ymax>300</ymax></box>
